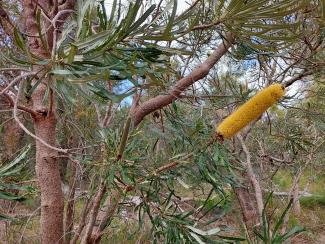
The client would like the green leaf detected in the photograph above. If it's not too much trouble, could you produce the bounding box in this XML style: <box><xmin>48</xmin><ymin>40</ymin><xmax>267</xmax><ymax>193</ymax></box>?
<box><xmin>36</xmin><ymin>8</ymin><xmax>49</xmax><ymax>53</ymax></box>
<box><xmin>57</xmin><ymin>21</ymin><xmax>77</xmax><ymax>53</ymax></box>
<box><xmin>274</xmin><ymin>226</ymin><xmax>305</xmax><ymax>242</ymax></box>
<box><xmin>0</xmin><ymin>191</ymin><xmax>26</xmax><ymax>201</ymax></box>
<box><xmin>98</xmin><ymin>0</ymin><xmax>108</xmax><ymax>30</ymax></box>
<box><xmin>216</xmin><ymin>234</ymin><xmax>246</xmax><ymax>241</ymax></box>
<box><xmin>164</xmin><ymin>0</ymin><xmax>177</xmax><ymax>37</ymax></box>
<box><xmin>67</xmin><ymin>45</ymin><xmax>78</xmax><ymax>64</ymax></box>
<box><xmin>76</xmin><ymin>0</ymin><xmax>96</xmax><ymax>38</ymax></box>
<box><xmin>186</xmin><ymin>226</ymin><xmax>220</xmax><ymax>236</ymax></box>
<box><xmin>189</xmin><ymin>232</ymin><xmax>205</xmax><ymax>244</ymax></box>
<box><xmin>107</xmin><ymin>0</ymin><xmax>117</xmax><ymax>27</ymax></box>
<box><xmin>272</xmin><ymin>198</ymin><xmax>293</xmax><ymax>239</ymax></box>
<box><xmin>51</xmin><ymin>69</ymin><xmax>90</xmax><ymax>76</ymax></box>
<box><xmin>0</xmin><ymin>145</ymin><xmax>31</xmax><ymax>177</ymax></box>
<box><xmin>13</xmin><ymin>27</ymin><xmax>29</xmax><ymax>56</ymax></box>
<box><xmin>129</xmin><ymin>4</ymin><xmax>156</xmax><ymax>34</ymax></box>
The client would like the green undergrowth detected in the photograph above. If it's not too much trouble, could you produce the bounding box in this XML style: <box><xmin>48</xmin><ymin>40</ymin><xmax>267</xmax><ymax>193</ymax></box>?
<box><xmin>273</xmin><ymin>169</ymin><xmax>325</xmax><ymax>194</ymax></box>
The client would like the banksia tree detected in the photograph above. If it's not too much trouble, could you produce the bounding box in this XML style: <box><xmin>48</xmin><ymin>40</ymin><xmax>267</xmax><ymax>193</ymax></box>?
<box><xmin>216</xmin><ymin>83</ymin><xmax>285</xmax><ymax>139</ymax></box>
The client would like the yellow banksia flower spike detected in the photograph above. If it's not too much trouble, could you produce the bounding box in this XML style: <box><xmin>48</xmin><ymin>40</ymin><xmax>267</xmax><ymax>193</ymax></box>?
<box><xmin>216</xmin><ymin>83</ymin><xmax>285</xmax><ymax>139</ymax></box>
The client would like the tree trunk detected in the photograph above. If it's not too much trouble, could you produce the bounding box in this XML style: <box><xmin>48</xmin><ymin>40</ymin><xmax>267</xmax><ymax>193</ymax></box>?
<box><xmin>33</xmin><ymin>87</ymin><xmax>64</xmax><ymax>243</ymax></box>
<box><xmin>22</xmin><ymin>1</ymin><xmax>75</xmax><ymax>242</ymax></box>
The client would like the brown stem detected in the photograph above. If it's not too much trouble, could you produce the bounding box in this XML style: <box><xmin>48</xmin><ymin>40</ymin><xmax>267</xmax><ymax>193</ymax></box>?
<box><xmin>132</xmin><ymin>32</ymin><xmax>235</xmax><ymax>126</ymax></box>
<box><xmin>191</xmin><ymin>21</ymin><xmax>221</xmax><ymax>31</ymax></box>
<box><xmin>64</xmin><ymin>161</ymin><xmax>77</xmax><ymax>244</ymax></box>
<box><xmin>1</xmin><ymin>93</ymin><xmax>38</xmax><ymax>117</ymax></box>
<box><xmin>80</xmin><ymin>184</ymin><xmax>106</xmax><ymax>244</ymax></box>
<box><xmin>69</xmin><ymin>198</ymin><xmax>93</xmax><ymax>244</ymax></box>
<box><xmin>89</xmin><ymin>191</ymin><xmax>122</xmax><ymax>244</ymax></box>
<box><xmin>238</xmin><ymin>135</ymin><xmax>264</xmax><ymax>220</ymax></box>
<box><xmin>232</xmin><ymin>185</ymin><xmax>259</xmax><ymax>240</ymax></box>
<box><xmin>283</xmin><ymin>70</ymin><xmax>313</xmax><ymax>87</ymax></box>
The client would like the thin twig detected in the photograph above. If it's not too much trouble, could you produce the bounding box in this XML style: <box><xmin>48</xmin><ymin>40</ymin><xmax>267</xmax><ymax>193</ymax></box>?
<box><xmin>283</xmin><ymin>70</ymin><xmax>313</xmax><ymax>87</ymax></box>
<box><xmin>0</xmin><ymin>72</ymin><xmax>36</xmax><ymax>96</ymax></box>
<box><xmin>18</xmin><ymin>206</ymin><xmax>41</xmax><ymax>244</ymax></box>
<box><xmin>13</xmin><ymin>81</ymin><xmax>69</xmax><ymax>154</ymax></box>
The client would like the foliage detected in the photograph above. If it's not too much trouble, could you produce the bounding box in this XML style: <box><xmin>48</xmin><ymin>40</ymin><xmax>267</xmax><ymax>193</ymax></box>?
<box><xmin>0</xmin><ymin>145</ymin><xmax>34</xmax><ymax>220</ymax></box>
<box><xmin>0</xmin><ymin>0</ymin><xmax>324</xmax><ymax>243</ymax></box>
<box><xmin>253</xmin><ymin>193</ymin><xmax>305</xmax><ymax>244</ymax></box>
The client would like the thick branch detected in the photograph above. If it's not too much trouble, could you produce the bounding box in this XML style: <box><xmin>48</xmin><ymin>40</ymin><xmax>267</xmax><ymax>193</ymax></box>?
<box><xmin>2</xmin><ymin>93</ymin><xmax>38</xmax><ymax>116</ymax></box>
<box><xmin>132</xmin><ymin>32</ymin><xmax>235</xmax><ymax>126</ymax></box>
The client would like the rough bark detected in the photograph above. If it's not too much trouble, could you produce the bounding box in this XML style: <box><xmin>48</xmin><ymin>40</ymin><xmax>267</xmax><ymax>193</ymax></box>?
<box><xmin>33</xmin><ymin>104</ymin><xmax>64</xmax><ymax>243</ymax></box>
<box><xmin>22</xmin><ymin>1</ymin><xmax>75</xmax><ymax>243</ymax></box>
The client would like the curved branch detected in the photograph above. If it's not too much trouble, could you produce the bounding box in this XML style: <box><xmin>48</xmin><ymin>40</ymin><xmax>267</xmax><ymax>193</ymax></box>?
<box><xmin>132</xmin><ymin>32</ymin><xmax>235</xmax><ymax>126</ymax></box>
